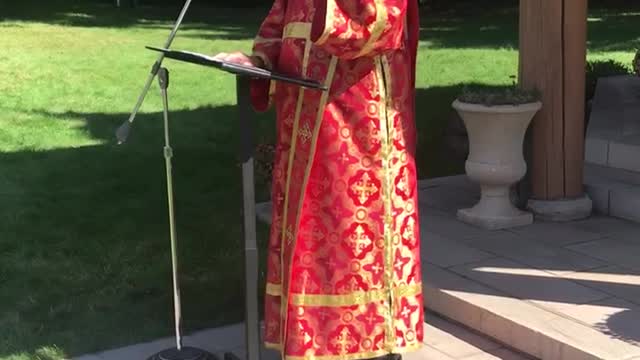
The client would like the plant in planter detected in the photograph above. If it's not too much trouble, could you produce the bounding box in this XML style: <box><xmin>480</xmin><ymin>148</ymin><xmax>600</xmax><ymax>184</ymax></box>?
<box><xmin>634</xmin><ymin>49</ymin><xmax>640</xmax><ymax>77</ymax></box>
<box><xmin>452</xmin><ymin>84</ymin><xmax>541</xmax><ymax>230</ymax></box>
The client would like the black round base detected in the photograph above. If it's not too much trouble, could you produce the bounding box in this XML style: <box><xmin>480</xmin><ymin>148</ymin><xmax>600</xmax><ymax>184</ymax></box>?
<box><xmin>146</xmin><ymin>346</ymin><xmax>219</xmax><ymax>360</ymax></box>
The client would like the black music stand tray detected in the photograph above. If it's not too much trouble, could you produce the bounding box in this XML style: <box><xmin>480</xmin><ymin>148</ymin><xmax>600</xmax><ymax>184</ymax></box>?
<box><xmin>122</xmin><ymin>47</ymin><xmax>326</xmax><ymax>360</ymax></box>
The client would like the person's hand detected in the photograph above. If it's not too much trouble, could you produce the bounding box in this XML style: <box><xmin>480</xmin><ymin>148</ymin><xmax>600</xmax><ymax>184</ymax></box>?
<box><xmin>213</xmin><ymin>51</ymin><xmax>264</xmax><ymax>68</ymax></box>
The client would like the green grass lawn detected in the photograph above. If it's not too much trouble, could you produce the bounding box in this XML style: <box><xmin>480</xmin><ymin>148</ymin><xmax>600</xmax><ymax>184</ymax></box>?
<box><xmin>0</xmin><ymin>1</ymin><xmax>638</xmax><ymax>359</ymax></box>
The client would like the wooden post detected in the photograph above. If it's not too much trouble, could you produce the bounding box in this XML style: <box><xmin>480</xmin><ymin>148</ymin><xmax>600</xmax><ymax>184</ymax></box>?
<box><xmin>519</xmin><ymin>0</ymin><xmax>588</xmax><ymax>202</ymax></box>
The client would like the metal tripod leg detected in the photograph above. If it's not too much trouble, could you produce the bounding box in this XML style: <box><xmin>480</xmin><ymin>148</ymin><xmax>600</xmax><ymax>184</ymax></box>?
<box><xmin>116</xmin><ymin>0</ymin><xmax>194</xmax><ymax>143</ymax></box>
<box><xmin>224</xmin><ymin>77</ymin><xmax>261</xmax><ymax>360</ymax></box>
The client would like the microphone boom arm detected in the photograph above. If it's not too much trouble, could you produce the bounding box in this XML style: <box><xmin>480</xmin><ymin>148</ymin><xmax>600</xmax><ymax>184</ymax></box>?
<box><xmin>116</xmin><ymin>0</ymin><xmax>194</xmax><ymax>144</ymax></box>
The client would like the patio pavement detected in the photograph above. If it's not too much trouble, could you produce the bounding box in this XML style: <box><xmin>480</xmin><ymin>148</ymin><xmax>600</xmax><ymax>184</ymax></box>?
<box><xmin>72</xmin><ymin>312</ymin><xmax>532</xmax><ymax>360</ymax></box>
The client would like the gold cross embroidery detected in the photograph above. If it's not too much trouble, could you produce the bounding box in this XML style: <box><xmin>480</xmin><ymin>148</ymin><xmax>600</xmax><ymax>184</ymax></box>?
<box><xmin>350</xmin><ymin>225</ymin><xmax>372</xmax><ymax>256</ymax></box>
<box><xmin>351</xmin><ymin>172</ymin><xmax>379</xmax><ymax>204</ymax></box>
<box><xmin>397</xmin><ymin>170</ymin><xmax>409</xmax><ymax>194</ymax></box>
<box><xmin>336</xmin><ymin>327</ymin><xmax>352</xmax><ymax>355</ymax></box>
<box><xmin>402</xmin><ymin>217</ymin><xmax>415</xmax><ymax>240</ymax></box>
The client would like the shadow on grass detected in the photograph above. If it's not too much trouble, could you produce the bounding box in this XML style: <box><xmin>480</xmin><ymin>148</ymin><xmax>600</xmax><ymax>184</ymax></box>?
<box><xmin>421</xmin><ymin>4</ymin><xmax>640</xmax><ymax>52</ymax></box>
<box><xmin>2</xmin><ymin>0</ymin><xmax>263</xmax><ymax>40</ymax></box>
<box><xmin>3</xmin><ymin>0</ymin><xmax>639</xmax><ymax>51</ymax></box>
<box><xmin>0</xmin><ymin>105</ymin><xmax>273</xmax><ymax>359</ymax></box>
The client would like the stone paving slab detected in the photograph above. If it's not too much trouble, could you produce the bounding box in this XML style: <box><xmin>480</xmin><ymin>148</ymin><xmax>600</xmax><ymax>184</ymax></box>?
<box><xmin>72</xmin><ymin>316</ymin><xmax>528</xmax><ymax>360</ymax></box>
<box><xmin>562</xmin><ymin>266</ymin><xmax>640</xmax><ymax>306</ymax></box>
<box><xmin>422</xmin><ymin>231</ymin><xmax>496</xmax><ymax>268</ymax></box>
<box><xmin>452</xmin><ymin>230</ymin><xmax>607</xmax><ymax>275</ymax></box>
<box><xmin>568</xmin><ymin>214</ymin><xmax>640</xmax><ymax>237</ymax></box>
<box><xmin>505</xmin><ymin>220</ymin><xmax>605</xmax><ymax>247</ymax></box>
<box><xmin>568</xmin><ymin>235</ymin><xmax>640</xmax><ymax>272</ymax></box>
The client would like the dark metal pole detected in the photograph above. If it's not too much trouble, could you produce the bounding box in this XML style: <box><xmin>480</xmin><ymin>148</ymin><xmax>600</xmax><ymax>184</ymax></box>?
<box><xmin>236</xmin><ymin>76</ymin><xmax>261</xmax><ymax>360</ymax></box>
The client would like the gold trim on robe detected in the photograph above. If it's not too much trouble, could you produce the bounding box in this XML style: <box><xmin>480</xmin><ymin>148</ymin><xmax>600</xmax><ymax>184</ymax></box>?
<box><xmin>283</xmin><ymin>22</ymin><xmax>313</xmax><ymax>39</ymax></box>
<box><xmin>284</xmin><ymin>342</ymin><xmax>423</xmax><ymax>360</ymax></box>
<box><xmin>290</xmin><ymin>283</ymin><xmax>421</xmax><ymax>307</ymax></box>
<box><xmin>357</xmin><ymin>0</ymin><xmax>389</xmax><ymax>57</ymax></box>
<box><xmin>314</xmin><ymin>0</ymin><xmax>336</xmax><ymax>46</ymax></box>
<box><xmin>266</xmin><ymin>282</ymin><xmax>282</xmax><ymax>296</ymax></box>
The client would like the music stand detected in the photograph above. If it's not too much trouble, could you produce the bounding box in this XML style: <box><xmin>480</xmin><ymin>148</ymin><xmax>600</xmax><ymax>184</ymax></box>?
<box><xmin>116</xmin><ymin>47</ymin><xmax>325</xmax><ymax>360</ymax></box>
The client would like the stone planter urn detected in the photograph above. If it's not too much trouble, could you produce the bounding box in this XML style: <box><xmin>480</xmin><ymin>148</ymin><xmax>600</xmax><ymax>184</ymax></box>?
<box><xmin>452</xmin><ymin>99</ymin><xmax>542</xmax><ymax>230</ymax></box>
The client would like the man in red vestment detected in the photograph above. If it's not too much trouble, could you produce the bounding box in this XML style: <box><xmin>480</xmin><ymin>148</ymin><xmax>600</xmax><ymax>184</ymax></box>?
<box><xmin>215</xmin><ymin>0</ymin><xmax>423</xmax><ymax>359</ymax></box>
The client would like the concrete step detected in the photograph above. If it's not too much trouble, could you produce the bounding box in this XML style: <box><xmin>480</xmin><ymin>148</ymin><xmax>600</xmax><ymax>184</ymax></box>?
<box><xmin>422</xmin><ymin>262</ymin><xmax>640</xmax><ymax>360</ymax></box>
<box><xmin>584</xmin><ymin>163</ymin><xmax>640</xmax><ymax>223</ymax></box>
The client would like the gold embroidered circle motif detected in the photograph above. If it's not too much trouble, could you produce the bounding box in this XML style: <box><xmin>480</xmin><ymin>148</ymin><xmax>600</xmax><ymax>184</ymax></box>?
<box><xmin>356</xmin><ymin>209</ymin><xmax>367</xmax><ymax>220</ymax></box>
<box><xmin>335</xmin><ymin>180</ymin><xmax>347</xmax><ymax>192</ymax></box>
<box><xmin>375</xmin><ymin>239</ymin><xmax>385</xmax><ymax>249</ymax></box>
<box><xmin>406</xmin><ymin>201</ymin><xmax>414</xmax><ymax>213</ymax></box>
<box><xmin>400</xmin><ymin>151</ymin><xmax>408</xmax><ymax>163</ymax></box>
<box><xmin>297</xmin><ymin>307</ymin><xmax>305</xmax><ymax>317</ymax></box>
<box><xmin>343</xmin><ymin>312</ymin><xmax>354</xmax><ymax>322</ymax></box>
<box><xmin>350</xmin><ymin>261</ymin><xmax>361</xmax><ymax>272</ymax></box>
<box><xmin>406</xmin><ymin>330</ymin><xmax>415</xmax><ymax>341</ymax></box>
<box><xmin>302</xmin><ymin>253</ymin><xmax>313</xmax><ymax>266</ymax></box>
<box><xmin>393</xmin><ymin>234</ymin><xmax>401</xmax><ymax>245</ymax></box>
<box><xmin>362</xmin><ymin>156</ymin><xmax>373</xmax><ymax>168</ymax></box>
<box><xmin>340</xmin><ymin>127</ymin><xmax>351</xmax><ymax>139</ymax></box>
<box><xmin>367</xmin><ymin>102</ymin><xmax>378</xmax><ymax>116</ymax></box>
<box><xmin>361</xmin><ymin>338</ymin><xmax>372</xmax><ymax>349</ymax></box>
<box><xmin>315</xmin><ymin>335</ymin><xmax>325</xmax><ymax>346</ymax></box>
